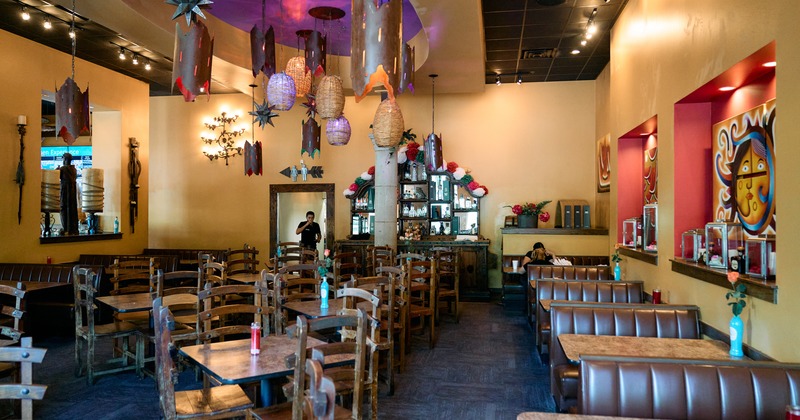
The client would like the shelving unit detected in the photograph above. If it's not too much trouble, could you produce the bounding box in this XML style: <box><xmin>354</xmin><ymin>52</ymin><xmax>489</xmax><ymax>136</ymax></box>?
<box><xmin>352</xmin><ymin>161</ymin><xmax>482</xmax><ymax>239</ymax></box>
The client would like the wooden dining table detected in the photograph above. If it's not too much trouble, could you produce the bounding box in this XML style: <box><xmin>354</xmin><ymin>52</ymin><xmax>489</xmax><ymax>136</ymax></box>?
<box><xmin>97</xmin><ymin>292</ymin><xmax>195</xmax><ymax>313</ymax></box>
<box><xmin>282</xmin><ymin>297</ymin><xmax>346</xmax><ymax>318</ymax></box>
<box><xmin>180</xmin><ymin>334</ymin><xmax>352</xmax><ymax>405</ymax></box>
<box><xmin>0</xmin><ymin>280</ymin><xmax>72</xmax><ymax>333</ymax></box>
<box><xmin>227</xmin><ymin>272</ymin><xmax>264</xmax><ymax>284</ymax></box>
<box><xmin>557</xmin><ymin>334</ymin><xmax>740</xmax><ymax>364</ymax></box>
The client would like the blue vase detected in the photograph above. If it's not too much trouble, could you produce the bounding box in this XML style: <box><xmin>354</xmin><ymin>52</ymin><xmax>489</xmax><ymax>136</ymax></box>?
<box><xmin>614</xmin><ymin>262</ymin><xmax>621</xmax><ymax>281</ymax></box>
<box><xmin>729</xmin><ymin>314</ymin><xmax>744</xmax><ymax>357</ymax></box>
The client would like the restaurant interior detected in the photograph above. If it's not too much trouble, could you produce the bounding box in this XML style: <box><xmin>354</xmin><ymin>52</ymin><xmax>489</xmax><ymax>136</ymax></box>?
<box><xmin>0</xmin><ymin>0</ymin><xmax>799</xmax><ymax>418</ymax></box>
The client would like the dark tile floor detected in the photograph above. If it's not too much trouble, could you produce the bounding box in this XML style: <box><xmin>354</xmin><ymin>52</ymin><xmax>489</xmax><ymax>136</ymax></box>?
<box><xmin>29</xmin><ymin>302</ymin><xmax>554</xmax><ymax>419</ymax></box>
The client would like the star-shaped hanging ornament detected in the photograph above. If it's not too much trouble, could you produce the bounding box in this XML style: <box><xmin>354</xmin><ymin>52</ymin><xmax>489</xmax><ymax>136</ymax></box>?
<box><xmin>301</xmin><ymin>93</ymin><xmax>318</xmax><ymax>119</ymax></box>
<box><xmin>249</xmin><ymin>99</ymin><xmax>279</xmax><ymax>128</ymax></box>
<box><xmin>166</xmin><ymin>0</ymin><xmax>213</xmax><ymax>26</ymax></box>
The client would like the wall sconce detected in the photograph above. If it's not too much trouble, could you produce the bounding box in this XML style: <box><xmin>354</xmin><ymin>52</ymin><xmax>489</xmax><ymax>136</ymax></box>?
<box><xmin>201</xmin><ymin>111</ymin><xmax>245</xmax><ymax>166</ymax></box>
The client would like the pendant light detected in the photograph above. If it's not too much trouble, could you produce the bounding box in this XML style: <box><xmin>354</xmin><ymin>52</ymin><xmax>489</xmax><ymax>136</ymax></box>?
<box><xmin>372</xmin><ymin>99</ymin><xmax>404</xmax><ymax>148</ymax></box>
<box><xmin>312</xmin><ymin>6</ymin><xmax>346</xmax><ymax>119</ymax></box>
<box><xmin>326</xmin><ymin>114</ymin><xmax>351</xmax><ymax>146</ymax></box>
<box><xmin>244</xmin><ymin>83</ymin><xmax>263</xmax><ymax>176</ymax></box>
<box><xmin>286</xmin><ymin>31</ymin><xmax>311</xmax><ymax>98</ymax></box>
<box><xmin>56</xmin><ymin>0</ymin><xmax>90</xmax><ymax>145</ymax></box>
<box><xmin>424</xmin><ymin>74</ymin><xmax>443</xmax><ymax>172</ymax></box>
<box><xmin>351</xmin><ymin>0</ymin><xmax>403</xmax><ymax>103</ymax></box>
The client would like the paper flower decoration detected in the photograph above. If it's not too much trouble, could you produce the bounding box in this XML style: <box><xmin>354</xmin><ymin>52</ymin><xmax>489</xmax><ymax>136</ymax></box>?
<box><xmin>361</xmin><ymin>171</ymin><xmax>373</xmax><ymax>181</ymax></box>
<box><xmin>453</xmin><ymin>168</ymin><xmax>466</xmax><ymax>179</ymax></box>
<box><xmin>368</xmin><ymin>166</ymin><xmax>375</xmax><ymax>175</ymax></box>
<box><xmin>250</xmin><ymin>99</ymin><xmax>279</xmax><ymax>128</ymax></box>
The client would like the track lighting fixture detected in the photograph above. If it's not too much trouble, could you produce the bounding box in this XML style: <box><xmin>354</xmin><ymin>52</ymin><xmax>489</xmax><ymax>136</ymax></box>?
<box><xmin>495</xmin><ymin>74</ymin><xmax>501</xmax><ymax>85</ymax></box>
<box><xmin>516</xmin><ymin>74</ymin><xmax>522</xmax><ymax>84</ymax></box>
<box><xmin>21</xmin><ymin>6</ymin><xmax>30</xmax><ymax>21</ymax></box>
<box><xmin>68</xmin><ymin>28</ymin><xmax>76</xmax><ymax>39</ymax></box>
<box><xmin>119</xmin><ymin>47</ymin><xmax>126</xmax><ymax>60</ymax></box>
<box><xmin>132</xmin><ymin>54</ymin><xmax>139</xmax><ymax>65</ymax></box>
<box><xmin>144</xmin><ymin>60</ymin><xmax>152</xmax><ymax>71</ymax></box>
<box><xmin>43</xmin><ymin>17</ymin><xmax>52</xmax><ymax>29</ymax></box>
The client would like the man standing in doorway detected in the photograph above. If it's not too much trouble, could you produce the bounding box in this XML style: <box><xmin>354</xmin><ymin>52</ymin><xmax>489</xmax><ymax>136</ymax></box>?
<box><xmin>296</xmin><ymin>211</ymin><xmax>321</xmax><ymax>250</ymax></box>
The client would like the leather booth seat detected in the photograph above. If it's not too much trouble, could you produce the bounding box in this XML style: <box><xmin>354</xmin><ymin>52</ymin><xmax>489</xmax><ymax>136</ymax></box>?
<box><xmin>550</xmin><ymin>302</ymin><xmax>701</xmax><ymax>412</ymax></box>
<box><xmin>580</xmin><ymin>355</ymin><xmax>800</xmax><ymax>419</ymax></box>
<box><xmin>535</xmin><ymin>279</ymin><xmax>644</xmax><ymax>356</ymax></box>
<box><xmin>525</xmin><ymin>265</ymin><xmax>611</xmax><ymax>323</ymax></box>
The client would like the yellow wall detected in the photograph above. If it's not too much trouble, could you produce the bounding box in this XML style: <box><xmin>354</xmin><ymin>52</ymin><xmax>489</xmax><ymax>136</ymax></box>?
<box><xmin>0</xmin><ymin>29</ymin><xmax>150</xmax><ymax>262</ymax></box>
<box><xmin>608</xmin><ymin>0</ymin><xmax>799</xmax><ymax>361</ymax></box>
<box><xmin>149</xmin><ymin>81</ymin><xmax>601</xmax><ymax>289</ymax></box>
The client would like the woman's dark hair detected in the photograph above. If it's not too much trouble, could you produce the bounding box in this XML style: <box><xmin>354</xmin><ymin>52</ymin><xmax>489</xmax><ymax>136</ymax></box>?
<box><xmin>533</xmin><ymin>242</ymin><xmax>544</xmax><ymax>250</ymax></box>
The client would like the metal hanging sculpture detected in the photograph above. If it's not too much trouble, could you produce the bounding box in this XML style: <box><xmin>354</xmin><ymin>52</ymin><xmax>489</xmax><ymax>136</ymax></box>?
<box><xmin>171</xmin><ymin>19</ymin><xmax>214</xmax><ymax>102</ymax></box>
<box><xmin>250</xmin><ymin>0</ymin><xmax>275</xmax><ymax>78</ymax></box>
<box><xmin>166</xmin><ymin>0</ymin><xmax>212</xmax><ymax>26</ymax></box>
<box><xmin>424</xmin><ymin>74</ymin><xmax>443</xmax><ymax>171</ymax></box>
<box><xmin>399</xmin><ymin>43</ymin><xmax>416</xmax><ymax>95</ymax></box>
<box><xmin>305</xmin><ymin>30</ymin><xmax>326</xmax><ymax>77</ymax></box>
<box><xmin>250</xmin><ymin>99</ymin><xmax>279</xmax><ymax>128</ymax></box>
<box><xmin>56</xmin><ymin>0</ymin><xmax>89</xmax><ymax>145</ymax></box>
<box><xmin>245</xmin><ymin>83</ymin><xmax>263</xmax><ymax>177</ymax></box>
<box><xmin>302</xmin><ymin>118</ymin><xmax>321</xmax><ymax>158</ymax></box>
<box><xmin>351</xmin><ymin>0</ymin><xmax>403</xmax><ymax>103</ymax></box>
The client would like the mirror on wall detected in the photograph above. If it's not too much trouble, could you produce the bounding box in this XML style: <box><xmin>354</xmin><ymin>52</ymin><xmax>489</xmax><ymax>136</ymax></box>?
<box><xmin>270</xmin><ymin>184</ymin><xmax>335</xmax><ymax>258</ymax></box>
<box><xmin>39</xmin><ymin>91</ymin><xmax>121</xmax><ymax>239</ymax></box>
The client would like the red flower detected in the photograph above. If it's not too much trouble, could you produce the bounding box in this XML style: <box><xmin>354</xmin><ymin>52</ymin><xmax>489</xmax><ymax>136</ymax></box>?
<box><xmin>511</xmin><ymin>204</ymin><xmax>523</xmax><ymax>215</ymax></box>
<box><xmin>406</xmin><ymin>141</ymin><xmax>419</xmax><ymax>150</ymax></box>
<box><xmin>539</xmin><ymin>211</ymin><xmax>551</xmax><ymax>222</ymax></box>
<box><xmin>468</xmin><ymin>181</ymin><xmax>479</xmax><ymax>190</ymax></box>
<box><xmin>407</xmin><ymin>149</ymin><xmax>419</xmax><ymax>161</ymax></box>
<box><xmin>367</xmin><ymin>166</ymin><xmax>375</xmax><ymax>175</ymax></box>
<box><xmin>447</xmin><ymin>162</ymin><xmax>458</xmax><ymax>172</ymax></box>
<box><xmin>349</xmin><ymin>183</ymin><xmax>358</xmax><ymax>192</ymax></box>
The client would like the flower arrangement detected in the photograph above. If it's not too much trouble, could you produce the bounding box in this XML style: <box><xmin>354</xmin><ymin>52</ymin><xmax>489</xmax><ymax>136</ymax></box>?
<box><xmin>726</xmin><ymin>272</ymin><xmax>747</xmax><ymax>316</ymax></box>
<box><xmin>343</xmin><ymin>148</ymin><xmax>489</xmax><ymax>198</ymax></box>
<box><xmin>612</xmin><ymin>243</ymin><xmax>622</xmax><ymax>263</ymax></box>
<box><xmin>507</xmin><ymin>200</ymin><xmax>551</xmax><ymax>221</ymax></box>
<box><xmin>317</xmin><ymin>249</ymin><xmax>332</xmax><ymax>278</ymax></box>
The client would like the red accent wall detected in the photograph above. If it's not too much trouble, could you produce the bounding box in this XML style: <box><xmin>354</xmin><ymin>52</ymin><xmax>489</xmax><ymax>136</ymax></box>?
<box><xmin>617</xmin><ymin>138</ymin><xmax>645</xmax><ymax>243</ymax></box>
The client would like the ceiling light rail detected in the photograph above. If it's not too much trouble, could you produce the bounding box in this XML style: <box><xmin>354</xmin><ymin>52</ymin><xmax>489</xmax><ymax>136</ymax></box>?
<box><xmin>16</xmin><ymin>0</ymin><xmax>84</xmax><ymax>37</ymax></box>
<box><xmin>109</xmin><ymin>42</ymin><xmax>154</xmax><ymax>71</ymax></box>
<box><xmin>492</xmin><ymin>72</ymin><xmax>534</xmax><ymax>85</ymax></box>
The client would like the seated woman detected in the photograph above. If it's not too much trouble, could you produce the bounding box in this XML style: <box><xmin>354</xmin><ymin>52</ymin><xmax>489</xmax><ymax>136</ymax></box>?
<box><xmin>521</xmin><ymin>242</ymin><xmax>554</xmax><ymax>268</ymax></box>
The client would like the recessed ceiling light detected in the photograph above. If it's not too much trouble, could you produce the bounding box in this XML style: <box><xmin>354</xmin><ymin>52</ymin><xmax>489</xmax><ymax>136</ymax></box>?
<box><xmin>763</xmin><ymin>61</ymin><xmax>776</xmax><ymax>68</ymax></box>
<box><xmin>571</xmin><ymin>49</ymin><xmax>580</xmax><ymax>55</ymax></box>
<box><xmin>719</xmin><ymin>86</ymin><xmax>736</xmax><ymax>92</ymax></box>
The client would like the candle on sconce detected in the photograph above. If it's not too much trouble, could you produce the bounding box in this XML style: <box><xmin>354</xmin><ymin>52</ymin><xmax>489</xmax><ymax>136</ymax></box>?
<box><xmin>17</xmin><ymin>115</ymin><xmax>27</xmax><ymax>125</ymax></box>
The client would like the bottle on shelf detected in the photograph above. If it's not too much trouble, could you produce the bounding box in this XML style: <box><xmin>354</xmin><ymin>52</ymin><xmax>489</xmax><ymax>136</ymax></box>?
<box><xmin>459</xmin><ymin>194</ymin><xmax>466</xmax><ymax>209</ymax></box>
<box><xmin>320</xmin><ymin>276</ymin><xmax>329</xmax><ymax>309</ymax></box>
<box><xmin>113</xmin><ymin>217</ymin><xmax>120</xmax><ymax>234</ymax></box>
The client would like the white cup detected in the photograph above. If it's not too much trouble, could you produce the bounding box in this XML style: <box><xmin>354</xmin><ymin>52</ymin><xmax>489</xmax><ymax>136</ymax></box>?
<box><xmin>512</xmin><ymin>260</ymin><xmax>519</xmax><ymax>272</ymax></box>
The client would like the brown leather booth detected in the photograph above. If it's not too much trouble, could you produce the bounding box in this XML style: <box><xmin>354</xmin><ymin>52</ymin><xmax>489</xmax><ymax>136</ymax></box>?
<box><xmin>0</xmin><ymin>263</ymin><xmax>105</xmax><ymax>336</ymax></box>
<box><xmin>550</xmin><ymin>302</ymin><xmax>701</xmax><ymax>412</ymax></box>
<box><xmin>535</xmin><ymin>279</ymin><xmax>644</xmax><ymax>356</ymax></box>
<box><xmin>579</xmin><ymin>355</ymin><xmax>800</xmax><ymax>419</ymax></box>
<box><xmin>524</xmin><ymin>265</ymin><xmax>611</xmax><ymax>322</ymax></box>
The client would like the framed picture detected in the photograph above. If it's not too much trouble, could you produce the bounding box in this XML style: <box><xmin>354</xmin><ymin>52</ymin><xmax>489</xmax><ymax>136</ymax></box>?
<box><xmin>712</xmin><ymin>99</ymin><xmax>776</xmax><ymax>237</ymax></box>
<box><xmin>596</xmin><ymin>134</ymin><xmax>611</xmax><ymax>192</ymax></box>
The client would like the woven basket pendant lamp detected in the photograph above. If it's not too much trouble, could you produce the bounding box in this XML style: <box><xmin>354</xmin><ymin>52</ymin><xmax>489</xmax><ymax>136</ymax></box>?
<box><xmin>267</xmin><ymin>72</ymin><xmax>296</xmax><ymax>111</ymax></box>
<box><xmin>372</xmin><ymin>99</ymin><xmax>404</xmax><ymax>148</ymax></box>
<box><xmin>317</xmin><ymin>75</ymin><xmax>344</xmax><ymax>119</ymax></box>
<box><xmin>286</xmin><ymin>56</ymin><xmax>311</xmax><ymax>98</ymax></box>
<box><xmin>326</xmin><ymin>114</ymin><xmax>351</xmax><ymax>146</ymax></box>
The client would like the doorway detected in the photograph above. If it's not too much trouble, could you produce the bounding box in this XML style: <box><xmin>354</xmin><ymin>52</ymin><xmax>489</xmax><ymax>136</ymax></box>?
<box><xmin>269</xmin><ymin>184</ymin><xmax>335</xmax><ymax>258</ymax></box>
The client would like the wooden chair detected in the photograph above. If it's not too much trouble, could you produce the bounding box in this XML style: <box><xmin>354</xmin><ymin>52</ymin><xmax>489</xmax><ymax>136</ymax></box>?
<box><xmin>73</xmin><ymin>267</ymin><xmax>141</xmax><ymax>384</ymax></box>
<box><xmin>337</xmin><ymin>281</ymin><xmax>387</xmax><ymax>418</ymax></box>
<box><xmin>405</xmin><ymin>259</ymin><xmax>437</xmax><ymax>349</ymax></box>
<box><xmin>434</xmin><ymin>249</ymin><xmax>460</xmax><ymax>323</ymax></box>
<box><xmin>332</xmin><ymin>252</ymin><xmax>361</xmax><ymax>290</ymax></box>
<box><xmin>375</xmin><ymin>266</ymin><xmax>407</xmax><ymax>377</ymax></box>
<box><xmin>0</xmin><ymin>282</ymin><xmax>25</xmax><ymax>348</ymax></box>
<box><xmin>395</xmin><ymin>253</ymin><xmax>426</xmax><ymax>268</ymax></box>
<box><xmin>250</xmin><ymin>312</ymin><xmax>365</xmax><ymax>420</ymax></box>
<box><xmin>199</xmin><ymin>260</ymin><xmax>227</xmax><ymax>289</ymax></box>
<box><xmin>0</xmin><ymin>337</ymin><xmax>47</xmax><ymax>420</ymax></box>
<box><xmin>274</xmin><ymin>264</ymin><xmax>320</xmax><ymax>334</ymax></box>
<box><xmin>367</xmin><ymin>246</ymin><xmax>394</xmax><ymax>276</ymax></box>
<box><xmin>153</xmin><ymin>298</ymin><xmax>253</xmax><ymax>419</ymax></box>
<box><xmin>196</xmin><ymin>281</ymin><xmax>272</xmax><ymax>344</ymax></box>
<box><xmin>151</xmin><ymin>269</ymin><xmax>201</xmax><ymax>341</ymax></box>
<box><xmin>225</xmin><ymin>244</ymin><xmax>260</xmax><ymax>276</ymax></box>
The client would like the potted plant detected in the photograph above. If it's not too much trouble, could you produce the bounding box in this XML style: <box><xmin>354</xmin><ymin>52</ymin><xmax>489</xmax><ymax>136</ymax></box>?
<box><xmin>507</xmin><ymin>201</ymin><xmax>551</xmax><ymax>228</ymax></box>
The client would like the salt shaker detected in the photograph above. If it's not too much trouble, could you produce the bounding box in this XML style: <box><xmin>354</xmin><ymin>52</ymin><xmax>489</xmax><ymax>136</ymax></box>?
<box><xmin>250</xmin><ymin>322</ymin><xmax>261</xmax><ymax>355</ymax></box>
